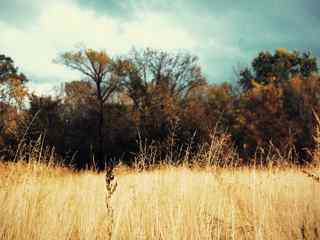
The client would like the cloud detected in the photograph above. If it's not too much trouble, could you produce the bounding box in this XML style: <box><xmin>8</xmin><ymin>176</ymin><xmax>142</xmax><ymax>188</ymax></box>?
<box><xmin>0</xmin><ymin>0</ymin><xmax>43</xmax><ymax>26</ymax></box>
<box><xmin>0</xmin><ymin>0</ymin><xmax>319</xmax><ymax>92</ymax></box>
<box><xmin>83</xmin><ymin>0</ymin><xmax>320</xmax><ymax>82</ymax></box>
<box><xmin>0</xmin><ymin>0</ymin><xmax>200</xmax><ymax>93</ymax></box>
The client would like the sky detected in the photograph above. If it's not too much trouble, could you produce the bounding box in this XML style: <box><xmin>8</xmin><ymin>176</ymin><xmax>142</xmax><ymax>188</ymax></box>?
<box><xmin>0</xmin><ymin>0</ymin><xmax>319</xmax><ymax>95</ymax></box>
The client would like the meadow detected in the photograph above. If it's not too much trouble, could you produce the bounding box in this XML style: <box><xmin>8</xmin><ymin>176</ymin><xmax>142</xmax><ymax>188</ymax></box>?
<box><xmin>0</xmin><ymin>159</ymin><xmax>319</xmax><ymax>240</ymax></box>
<box><xmin>1</xmin><ymin>5</ymin><xmax>320</xmax><ymax>240</ymax></box>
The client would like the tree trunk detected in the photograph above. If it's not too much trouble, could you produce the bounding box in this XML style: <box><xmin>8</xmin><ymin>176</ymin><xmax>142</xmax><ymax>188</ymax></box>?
<box><xmin>96</xmin><ymin>81</ymin><xmax>105</xmax><ymax>168</ymax></box>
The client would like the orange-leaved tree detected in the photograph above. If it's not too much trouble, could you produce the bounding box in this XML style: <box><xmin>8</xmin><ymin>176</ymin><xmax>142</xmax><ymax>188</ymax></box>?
<box><xmin>56</xmin><ymin>48</ymin><xmax>127</xmax><ymax>167</ymax></box>
<box><xmin>235</xmin><ymin>49</ymin><xmax>319</xmax><ymax>163</ymax></box>
<box><xmin>0</xmin><ymin>54</ymin><xmax>28</xmax><ymax>151</ymax></box>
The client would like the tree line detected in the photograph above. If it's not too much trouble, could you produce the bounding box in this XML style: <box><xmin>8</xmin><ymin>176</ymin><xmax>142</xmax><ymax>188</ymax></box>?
<box><xmin>0</xmin><ymin>48</ymin><xmax>319</xmax><ymax>168</ymax></box>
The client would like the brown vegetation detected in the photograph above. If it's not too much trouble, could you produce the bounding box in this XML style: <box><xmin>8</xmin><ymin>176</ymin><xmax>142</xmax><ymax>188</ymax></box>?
<box><xmin>1</xmin><ymin>48</ymin><xmax>320</xmax><ymax>169</ymax></box>
<box><xmin>0</xmin><ymin>153</ymin><xmax>319</xmax><ymax>239</ymax></box>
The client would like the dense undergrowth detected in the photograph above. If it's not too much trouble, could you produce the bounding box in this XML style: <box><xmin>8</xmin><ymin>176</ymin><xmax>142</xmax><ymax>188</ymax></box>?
<box><xmin>0</xmin><ymin>133</ymin><xmax>320</xmax><ymax>239</ymax></box>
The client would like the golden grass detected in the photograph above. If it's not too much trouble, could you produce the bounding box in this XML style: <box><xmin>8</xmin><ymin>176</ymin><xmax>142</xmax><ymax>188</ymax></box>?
<box><xmin>0</xmin><ymin>162</ymin><xmax>319</xmax><ymax>240</ymax></box>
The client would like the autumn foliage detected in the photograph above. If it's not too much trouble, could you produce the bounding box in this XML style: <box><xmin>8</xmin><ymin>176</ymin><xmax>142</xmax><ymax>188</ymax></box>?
<box><xmin>0</xmin><ymin>48</ymin><xmax>319</xmax><ymax>168</ymax></box>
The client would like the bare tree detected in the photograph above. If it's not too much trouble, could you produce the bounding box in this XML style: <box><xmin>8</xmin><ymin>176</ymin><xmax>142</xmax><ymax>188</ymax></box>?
<box><xmin>123</xmin><ymin>48</ymin><xmax>207</xmax><ymax>113</ymax></box>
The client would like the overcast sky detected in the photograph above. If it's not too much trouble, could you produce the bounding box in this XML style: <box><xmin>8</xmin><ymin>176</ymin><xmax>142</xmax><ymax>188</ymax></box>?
<box><xmin>1</xmin><ymin>0</ymin><xmax>319</xmax><ymax>94</ymax></box>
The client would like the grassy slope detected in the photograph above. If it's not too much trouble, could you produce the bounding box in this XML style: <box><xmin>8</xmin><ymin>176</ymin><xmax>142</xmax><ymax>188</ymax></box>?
<box><xmin>0</xmin><ymin>162</ymin><xmax>319</xmax><ymax>240</ymax></box>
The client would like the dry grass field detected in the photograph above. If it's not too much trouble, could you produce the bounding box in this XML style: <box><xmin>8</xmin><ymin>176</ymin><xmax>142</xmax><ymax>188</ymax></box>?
<box><xmin>0</xmin><ymin>160</ymin><xmax>319</xmax><ymax>240</ymax></box>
